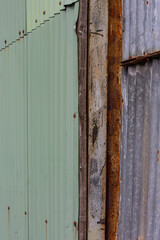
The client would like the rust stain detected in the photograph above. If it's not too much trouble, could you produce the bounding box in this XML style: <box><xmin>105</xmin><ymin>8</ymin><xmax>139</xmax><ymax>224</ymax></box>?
<box><xmin>106</xmin><ymin>0</ymin><xmax>122</xmax><ymax>239</ymax></box>
<box><xmin>8</xmin><ymin>207</ymin><xmax>10</xmax><ymax>225</ymax></box>
<box><xmin>8</xmin><ymin>206</ymin><xmax>10</xmax><ymax>240</ymax></box>
<box><xmin>45</xmin><ymin>220</ymin><xmax>47</xmax><ymax>240</ymax></box>
<box><xmin>43</xmin><ymin>10</ymin><xmax>46</xmax><ymax>15</ymax></box>
<box><xmin>121</xmin><ymin>50</ymin><xmax>160</xmax><ymax>66</ymax></box>
<box><xmin>138</xmin><ymin>236</ymin><xmax>144</xmax><ymax>240</ymax></box>
<box><xmin>157</xmin><ymin>150</ymin><xmax>160</xmax><ymax>162</ymax></box>
<box><xmin>73</xmin><ymin>222</ymin><xmax>78</xmax><ymax>240</ymax></box>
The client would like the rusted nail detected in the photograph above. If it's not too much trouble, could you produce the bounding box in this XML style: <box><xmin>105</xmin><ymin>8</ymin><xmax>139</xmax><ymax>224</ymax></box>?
<box><xmin>35</xmin><ymin>19</ymin><xmax>37</xmax><ymax>23</ymax></box>
<box><xmin>24</xmin><ymin>211</ymin><xmax>27</xmax><ymax>215</ymax></box>
<box><xmin>22</xmin><ymin>30</ymin><xmax>25</xmax><ymax>34</ymax></box>
<box><xmin>4</xmin><ymin>40</ymin><xmax>7</xmax><ymax>44</ymax></box>
<box><xmin>59</xmin><ymin>1</ymin><xmax>61</xmax><ymax>5</ymax></box>
<box><xmin>146</xmin><ymin>1</ymin><xmax>149</xmax><ymax>5</ymax></box>
<box><xmin>73</xmin><ymin>113</ymin><xmax>76</xmax><ymax>118</ymax></box>
<box><xmin>8</xmin><ymin>206</ymin><xmax>10</xmax><ymax>210</ymax></box>
<box><xmin>19</xmin><ymin>31</ymin><xmax>21</xmax><ymax>35</ymax></box>
<box><xmin>73</xmin><ymin>221</ymin><xmax>77</xmax><ymax>227</ymax></box>
<box><xmin>45</xmin><ymin>220</ymin><xmax>48</xmax><ymax>224</ymax></box>
<box><xmin>43</xmin><ymin>10</ymin><xmax>46</xmax><ymax>15</ymax></box>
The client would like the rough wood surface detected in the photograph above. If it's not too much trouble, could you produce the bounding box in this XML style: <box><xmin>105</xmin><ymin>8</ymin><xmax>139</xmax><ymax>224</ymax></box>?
<box><xmin>88</xmin><ymin>0</ymin><xmax>108</xmax><ymax>239</ymax></box>
<box><xmin>77</xmin><ymin>0</ymin><xmax>88</xmax><ymax>239</ymax></box>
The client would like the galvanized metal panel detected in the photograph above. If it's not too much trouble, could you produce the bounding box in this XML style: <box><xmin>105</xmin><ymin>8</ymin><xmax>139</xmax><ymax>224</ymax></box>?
<box><xmin>118</xmin><ymin>60</ymin><xmax>160</xmax><ymax>240</ymax></box>
<box><xmin>119</xmin><ymin>0</ymin><xmax>160</xmax><ymax>239</ymax></box>
<box><xmin>123</xmin><ymin>0</ymin><xmax>160</xmax><ymax>60</ymax></box>
<box><xmin>0</xmin><ymin>39</ymin><xmax>28</xmax><ymax>240</ymax></box>
<box><xmin>27</xmin><ymin>3</ymin><xmax>79</xmax><ymax>240</ymax></box>
<box><xmin>0</xmin><ymin>2</ymin><xmax>79</xmax><ymax>240</ymax></box>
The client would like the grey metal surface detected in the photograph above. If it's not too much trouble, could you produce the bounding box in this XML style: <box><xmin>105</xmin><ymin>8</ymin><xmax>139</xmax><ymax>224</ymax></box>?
<box><xmin>123</xmin><ymin>0</ymin><xmax>160</xmax><ymax>60</ymax></box>
<box><xmin>118</xmin><ymin>60</ymin><xmax>160</xmax><ymax>240</ymax></box>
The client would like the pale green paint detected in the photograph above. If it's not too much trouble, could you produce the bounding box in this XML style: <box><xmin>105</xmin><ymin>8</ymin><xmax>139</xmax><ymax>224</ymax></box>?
<box><xmin>0</xmin><ymin>38</ymin><xmax>28</xmax><ymax>240</ymax></box>
<box><xmin>0</xmin><ymin>2</ymin><xmax>79</xmax><ymax>239</ymax></box>
<box><xmin>26</xmin><ymin>0</ymin><xmax>78</xmax><ymax>32</ymax></box>
<box><xmin>0</xmin><ymin>0</ymin><xmax>78</xmax><ymax>49</ymax></box>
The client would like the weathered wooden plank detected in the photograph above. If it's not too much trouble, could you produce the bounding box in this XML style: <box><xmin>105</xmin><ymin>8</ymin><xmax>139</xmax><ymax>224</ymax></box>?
<box><xmin>88</xmin><ymin>0</ymin><xmax>108</xmax><ymax>239</ymax></box>
<box><xmin>77</xmin><ymin>0</ymin><xmax>88</xmax><ymax>239</ymax></box>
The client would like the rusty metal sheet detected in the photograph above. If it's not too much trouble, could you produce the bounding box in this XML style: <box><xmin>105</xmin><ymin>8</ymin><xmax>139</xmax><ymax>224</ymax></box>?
<box><xmin>88</xmin><ymin>0</ymin><xmax>108</xmax><ymax>239</ymax></box>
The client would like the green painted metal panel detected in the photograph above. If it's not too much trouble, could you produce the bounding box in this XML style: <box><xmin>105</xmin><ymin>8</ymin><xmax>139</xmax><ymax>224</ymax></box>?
<box><xmin>26</xmin><ymin>0</ymin><xmax>78</xmax><ymax>32</ymax></box>
<box><xmin>28</xmin><ymin>4</ymin><xmax>79</xmax><ymax>239</ymax></box>
<box><xmin>0</xmin><ymin>39</ymin><xmax>28</xmax><ymax>240</ymax></box>
<box><xmin>0</xmin><ymin>0</ymin><xmax>79</xmax><ymax>49</ymax></box>
<box><xmin>0</xmin><ymin>0</ymin><xmax>26</xmax><ymax>49</ymax></box>
<box><xmin>0</xmin><ymin>2</ymin><xmax>79</xmax><ymax>240</ymax></box>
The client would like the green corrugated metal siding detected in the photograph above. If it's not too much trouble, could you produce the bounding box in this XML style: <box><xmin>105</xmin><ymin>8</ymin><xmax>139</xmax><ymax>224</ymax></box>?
<box><xmin>26</xmin><ymin>0</ymin><xmax>78</xmax><ymax>32</ymax></box>
<box><xmin>0</xmin><ymin>0</ymin><xmax>78</xmax><ymax>48</ymax></box>
<box><xmin>0</xmin><ymin>2</ymin><xmax>79</xmax><ymax>240</ymax></box>
<box><xmin>0</xmin><ymin>0</ymin><xmax>26</xmax><ymax>49</ymax></box>
<box><xmin>28</xmin><ymin>4</ymin><xmax>79</xmax><ymax>239</ymax></box>
<box><xmin>0</xmin><ymin>39</ymin><xmax>28</xmax><ymax>240</ymax></box>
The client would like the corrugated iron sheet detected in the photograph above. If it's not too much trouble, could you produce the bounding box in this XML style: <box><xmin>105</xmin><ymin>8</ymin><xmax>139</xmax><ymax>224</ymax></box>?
<box><xmin>119</xmin><ymin>61</ymin><xmax>160</xmax><ymax>240</ymax></box>
<box><xmin>0</xmin><ymin>3</ymin><xmax>79</xmax><ymax>239</ymax></box>
<box><xmin>119</xmin><ymin>1</ymin><xmax>160</xmax><ymax>240</ymax></box>
<box><xmin>123</xmin><ymin>0</ymin><xmax>160</xmax><ymax>60</ymax></box>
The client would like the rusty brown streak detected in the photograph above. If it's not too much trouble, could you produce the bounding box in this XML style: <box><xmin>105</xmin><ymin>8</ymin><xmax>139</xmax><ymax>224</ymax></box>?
<box><xmin>121</xmin><ymin>50</ymin><xmax>160</xmax><ymax>66</ymax></box>
<box><xmin>106</xmin><ymin>0</ymin><xmax>122</xmax><ymax>239</ymax></box>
